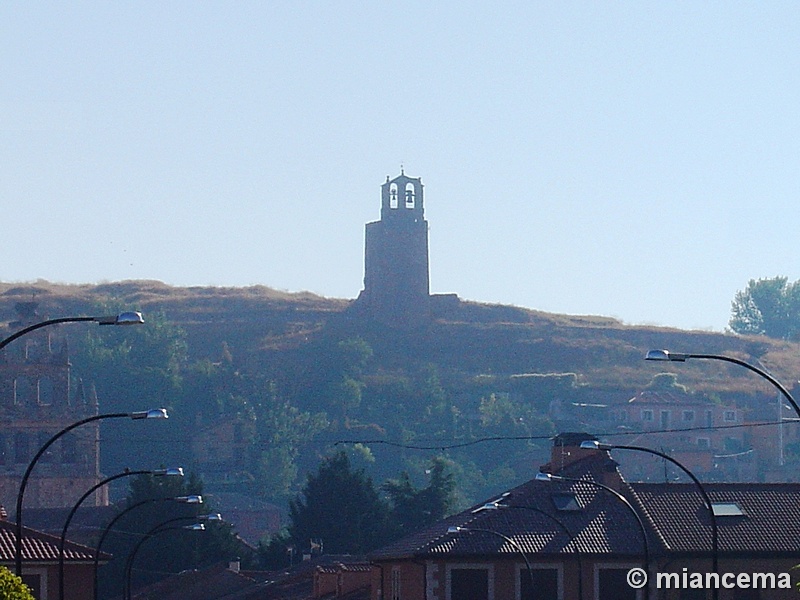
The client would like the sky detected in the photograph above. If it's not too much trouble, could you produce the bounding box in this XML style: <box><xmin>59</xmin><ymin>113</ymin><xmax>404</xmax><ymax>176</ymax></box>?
<box><xmin>2</xmin><ymin>2</ymin><xmax>800</xmax><ymax>332</ymax></box>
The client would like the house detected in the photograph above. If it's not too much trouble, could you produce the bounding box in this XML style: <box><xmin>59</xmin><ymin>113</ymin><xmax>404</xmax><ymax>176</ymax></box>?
<box><xmin>608</xmin><ymin>389</ymin><xmax>752</xmax><ymax>482</ymax></box>
<box><xmin>0</xmin><ymin>514</ymin><xmax>110</xmax><ymax>600</ymax></box>
<box><xmin>368</xmin><ymin>432</ymin><xmax>800</xmax><ymax>600</ymax></box>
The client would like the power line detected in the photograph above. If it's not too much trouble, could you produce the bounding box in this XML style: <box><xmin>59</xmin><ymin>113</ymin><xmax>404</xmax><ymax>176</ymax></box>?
<box><xmin>332</xmin><ymin>418</ymin><xmax>798</xmax><ymax>451</ymax></box>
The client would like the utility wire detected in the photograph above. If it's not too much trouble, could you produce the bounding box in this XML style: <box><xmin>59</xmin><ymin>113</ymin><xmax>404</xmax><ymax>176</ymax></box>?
<box><xmin>332</xmin><ymin>418</ymin><xmax>798</xmax><ymax>451</ymax></box>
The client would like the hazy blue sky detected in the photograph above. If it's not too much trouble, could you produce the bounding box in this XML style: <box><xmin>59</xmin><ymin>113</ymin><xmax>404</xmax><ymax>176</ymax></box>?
<box><xmin>3</xmin><ymin>2</ymin><xmax>799</xmax><ymax>332</ymax></box>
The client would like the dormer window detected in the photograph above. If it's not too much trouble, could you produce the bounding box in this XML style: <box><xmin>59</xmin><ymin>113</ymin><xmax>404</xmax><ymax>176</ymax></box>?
<box><xmin>552</xmin><ymin>491</ymin><xmax>582</xmax><ymax>511</ymax></box>
<box><xmin>712</xmin><ymin>502</ymin><xmax>745</xmax><ymax>517</ymax></box>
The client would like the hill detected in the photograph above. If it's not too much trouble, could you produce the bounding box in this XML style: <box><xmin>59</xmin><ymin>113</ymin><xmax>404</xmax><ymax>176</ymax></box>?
<box><xmin>2</xmin><ymin>279</ymin><xmax>798</xmax><ymax>504</ymax></box>
<box><xmin>1</xmin><ymin>279</ymin><xmax>794</xmax><ymax>396</ymax></box>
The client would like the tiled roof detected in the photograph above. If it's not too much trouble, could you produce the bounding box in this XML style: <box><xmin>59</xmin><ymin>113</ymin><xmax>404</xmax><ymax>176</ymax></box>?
<box><xmin>371</xmin><ymin>455</ymin><xmax>657</xmax><ymax>560</ymax></box>
<box><xmin>632</xmin><ymin>482</ymin><xmax>800</xmax><ymax>555</ymax></box>
<box><xmin>0</xmin><ymin>518</ymin><xmax>108</xmax><ymax>562</ymax></box>
<box><xmin>627</xmin><ymin>390</ymin><xmax>700</xmax><ymax>405</ymax></box>
<box><xmin>130</xmin><ymin>563</ymin><xmax>257</xmax><ymax>600</ymax></box>
<box><xmin>370</xmin><ymin>452</ymin><xmax>800</xmax><ymax>562</ymax></box>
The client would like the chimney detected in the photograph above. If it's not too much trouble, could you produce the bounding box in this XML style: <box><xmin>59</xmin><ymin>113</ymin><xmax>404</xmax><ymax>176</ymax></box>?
<box><xmin>229</xmin><ymin>559</ymin><xmax>240</xmax><ymax>573</ymax></box>
<box><xmin>543</xmin><ymin>432</ymin><xmax>599</xmax><ymax>473</ymax></box>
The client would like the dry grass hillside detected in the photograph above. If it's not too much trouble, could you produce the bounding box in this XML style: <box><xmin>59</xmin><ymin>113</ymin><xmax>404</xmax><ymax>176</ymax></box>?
<box><xmin>1</xmin><ymin>279</ymin><xmax>798</xmax><ymax>400</ymax></box>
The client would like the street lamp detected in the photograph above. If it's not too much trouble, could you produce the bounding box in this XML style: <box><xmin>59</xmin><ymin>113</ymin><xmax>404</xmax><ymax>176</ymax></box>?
<box><xmin>1</xmin><ymin>310</ymin><xmax>146</xmax><ymax>576</ymax></box>
<box><xmin>536</xmin><ymin>472</ymin><xmax>650</xmax><ymax>600</ymax></box>
<box><xmin>645</xmin><ymin>349</ymin><xmax>800</xmax><ymax>419</ymax></box>
<box><xmin>93</xmin><ymin>495</ymin><xmax>202</xmax><ymax>600</ymax></box>
<box><xmin>581</xmin><ymin>440</ymin><xmax>718</xmax><ymax>600</ymax></box>
<box><xmin>0</xmin><ymin>312</ymin><xmax>144</xmax><ymax>352</ymax></box>
<box><xmin>125</xmin><ymin>521</ymin><xmax>207</xmax><ymax>600</ymax></box>
<box><xmin>446</xmin><ymin>525</ymin><xmax>534</xmax><ymax>600</ymax></box>
<box><xmin>15</xmin><ymin>408</ymin><xmax>168</xmax><ymax>576</ymax></box>
<box><xmin>59</xmin><ymin>468</ymin><xmax>184</xmax><ymax>600</ymax></box>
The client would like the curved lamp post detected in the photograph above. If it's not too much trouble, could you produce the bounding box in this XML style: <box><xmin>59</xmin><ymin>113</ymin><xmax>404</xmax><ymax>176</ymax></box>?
<box><xmin>536</xmin><ymin>472</ymin><xmax>650</xmax><ymax>600</ymax></box>
<box><xmin>58</xmin><ymin>467</ymin><xmax>184</xmax><ymax>600</ymax></box>
<box><xmin>581</xmin><ymin>440</ymin><xmax>718</xmax><ymax>600</ymax></box>
<box><xmin>479</xmin><ymin>501</ymin><xmax>583</xmax><ymax>600</ymax></box>
<box><xmin>15</xmin><ymin>407</ymin><xmax>168</xmax><ymax>576</ymax></box>
<box><xmin>125</xmin><ymin>522</ymin><xmax>207</xmax><ymax>600</ymax></box>
<box><xmin>93</xmin><ymin>495</ymin><xmax>202</xmax><ymax>600</ymax></box>
<box><xmin>645</xmin><ymin>349</ymin><xmax>800</xmax><ymax>419</ymax></box>
<box><xmin>446</xmin><ymin>525</ymin><xmax>534</xmax><ymax>600</ymax></box>
<box><xmin>3</xmin><ymin>311</ymin><xmax>146</xmax><ymax>576</ymax></box>
<box><xmin>0</xmin><ymin>311</ymin><xmax>144</xmax><ymax>352</ymax></box>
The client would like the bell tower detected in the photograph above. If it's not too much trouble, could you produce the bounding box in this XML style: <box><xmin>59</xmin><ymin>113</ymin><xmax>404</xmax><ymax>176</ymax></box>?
<box><xmin>357</xmin><ymin>170</ymin><xmax>431</xmax><ymax>326</ymax></box>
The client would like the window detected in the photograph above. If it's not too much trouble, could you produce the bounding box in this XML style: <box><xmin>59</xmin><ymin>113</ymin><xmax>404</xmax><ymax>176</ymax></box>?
<box><xmin>520</xmin><ymin>567</ymin><xmax>559</xmax><ymax>600</ymax></box>
<box><xmin>712</xmin><ymin>502</ymin><xmax>745</xmax><ymax>517</ymax></box>
<box><xmin>14</xmin><ymin>377</ymin><xmax>36</xmax><ymax>405</ymax></box>
<box><xmin>697</xmin><ymin>437</ymin><xmax>710</xmax><ymax>449</ymax></box>
<box><xmin>449</xmin><ymin>567</ymin><xmax>489</xmax><ymax>600</ymax></box>
<box><xmin>14</xmin><ymin>432</ymin><xmax>29</xmax><ymax>464</ymax></box>
<box><xmin>597</xmin><ymin>568</ymin><xmax>638</xmax><ymax>600</ymax></box>
<box><xmin>660</xmin><ymin>410</ymin><xmax>671</xmax><ymax>429</ymax></box>
<box><xmin>682</xmin><ymin>410</ymin><xmax>695</xmax><ymax>422</ymax></box>
<box><xmin>551</xmin><ymin>492</ymin><xmax>581</xmax><ymax>512</ymax></box>
<box><xmin>37</xmin><ymin>432</ymin><xmax>53</xmax><ymax>463</ymax></box>
<box><xmin>391</xmin><ymin>567</ymin><xmax>401</xmax><ymax>600</ymax></box>
<box><xmin>21</xmin><ymin>573</ymin><xmax>42</xmax><ymax>599</ymax></box>
<box><xmin>641</xmin><ymin>409</ymin><xmax>653</xmax><ymax>422</ymax></box>
<box><xmin>62</xmin><ymin>434</ymin><xmax>77</xmax><ymax>464</ymax></box>
<box><xmin>724</xmin><ymin>411</ymin><xmax>737</xmax><ymax>422</ymax></box>
<box><xmin>39</xmin><ymin>377</ymin><xmax>53</xmax><ymax>405</ymax></box>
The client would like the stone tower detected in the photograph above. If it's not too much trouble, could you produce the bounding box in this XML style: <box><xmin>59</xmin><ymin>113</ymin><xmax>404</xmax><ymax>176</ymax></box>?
<box><xmin>0</xmin><ymin>302</ymin><xmax>105</xmax><ymax>511</ymax></box>
<box><xmin>356</xmin><ymin>170</ymin><xmax>431</xmax><ymax>326</ymax></box>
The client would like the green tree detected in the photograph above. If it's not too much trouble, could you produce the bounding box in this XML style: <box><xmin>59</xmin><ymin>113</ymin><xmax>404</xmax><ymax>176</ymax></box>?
<box><xmin>288</xmin><ymin>451</ymin><xmax>392</xmax><ymax>554</ymax></box>
<box><xmin>730</xmin><ymin>276</ymin><xmax>800</xmax><ymax>339</ymax></box>
<box><xmin>383</xmin><ymin>456</ymin><xmax>456</xmax><ymax>537</ymax></box>
<box><xmin>0</xmin><ymin>567</ymin><xmax>34</xmax><ymax>600</ymax></box>
<box><xmin>98</xmin><ymin>472</ymin><xmax>249</xmax><ymax>598</ymax></box>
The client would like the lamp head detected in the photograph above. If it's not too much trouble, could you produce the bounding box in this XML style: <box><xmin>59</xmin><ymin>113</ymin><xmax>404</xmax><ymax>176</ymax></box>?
<box><xmin>580</xmin><ymin>440</ymin><xmax>600</xmax><ymax>450</ymax></box>
<box><xmin>183</xmin><ymin>523</ymin><xmax>206</xmax><ymax>531</ymax></box>
<box><xmin>154</xmin><ymin>467</ymin><xmax>184</xmax><ymax>477</ymax></box>
<box><xmin>176</xmin><ymin>495</ymin><xmax>203</xmax><ymax>504</ymax></box>
<box><xmin>130</xmin><ymin>408</ymin><xmax>169</xmax><ymax>420</ymax></box>
<box><xmin>535</xmin><ymin>472</ymin><xmax>554</xmax><ymax>482</ymax></box>
<box><xmin>95</xmin><ymin>312</ymin><xmax>145</xmax><ymax>326</ymax></box>
<box><xmin>447</xmin><ymin>526</ymin><xmax>464</xmax><ymax>533</ymax></box>
<box><xmin>645</xmin><ymin>349</ymin><xmax>687</xmax><ymax>362</ymax></box>
<box><xmin>201</xmin><ymin>513</ymin><xmax>223</xmax><ymax>522</ymax></box>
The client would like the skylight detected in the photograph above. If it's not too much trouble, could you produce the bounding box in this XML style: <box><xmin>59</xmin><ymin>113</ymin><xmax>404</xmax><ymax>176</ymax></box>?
<box><xmin>711</xmin><ymin>502</ymin><xmax>745</xmax><ymax>517</ymax></box>
<box><xmin>552</xmin><ymin>491</ymin><xmax>582</xmax><ymax>512</ymax></box>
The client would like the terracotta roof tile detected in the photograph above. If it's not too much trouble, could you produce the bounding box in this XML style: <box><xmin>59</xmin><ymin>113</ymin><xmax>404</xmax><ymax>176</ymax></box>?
<box><xmin>0</xmin><ymin>518</ymin><xmax>109</xmax><ymax>562</ymax></box>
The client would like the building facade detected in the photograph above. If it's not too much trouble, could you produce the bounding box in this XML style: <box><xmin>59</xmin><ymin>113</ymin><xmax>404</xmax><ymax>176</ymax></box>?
<box><xmin>0</xmin><ymin>302</ymin><xmax>104</xmax><ymax>511</ymax></box>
